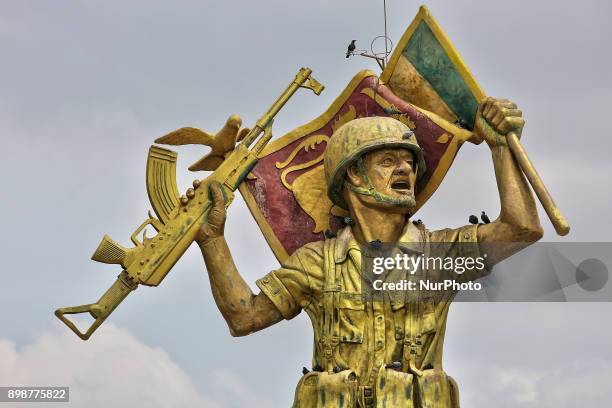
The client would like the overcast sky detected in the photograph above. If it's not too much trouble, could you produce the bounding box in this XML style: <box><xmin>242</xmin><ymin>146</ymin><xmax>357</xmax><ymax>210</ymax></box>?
<box><xmin>1</xmin><ymin>1</ymin><xmax>611</xmax><ymax>407</ymax></box>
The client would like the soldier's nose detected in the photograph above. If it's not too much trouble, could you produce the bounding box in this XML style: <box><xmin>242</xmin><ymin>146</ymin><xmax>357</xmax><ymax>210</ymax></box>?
<box><xmin>394</xmin><ymin>163</ymin><xmax>410</xmax><ymax>175</ymax></box>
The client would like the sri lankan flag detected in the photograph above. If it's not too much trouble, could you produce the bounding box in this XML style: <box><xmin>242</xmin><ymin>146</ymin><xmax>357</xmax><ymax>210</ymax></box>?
<box><xmin>239</xmin><ymin>6</ymin><xmax>486</xmax><ymax>262</ymax></box>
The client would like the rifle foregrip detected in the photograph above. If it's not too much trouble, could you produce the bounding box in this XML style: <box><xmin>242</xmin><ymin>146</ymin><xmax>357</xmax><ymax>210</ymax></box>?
<box><xmin>54</xmin><ymin>271</ymin><xmax>137</xmax><ymax>340</ymax></box>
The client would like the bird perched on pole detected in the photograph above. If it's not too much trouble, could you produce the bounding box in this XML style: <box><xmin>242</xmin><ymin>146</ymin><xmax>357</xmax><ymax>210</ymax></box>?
<box><xmin>346</xmin><ymin>40</ymin><xmax>356</xmax><ymax>58</ymax></box>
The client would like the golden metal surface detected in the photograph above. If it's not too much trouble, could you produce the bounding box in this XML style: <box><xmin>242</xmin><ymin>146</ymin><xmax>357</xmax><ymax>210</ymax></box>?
<box><xmin>146</xmin><ymin>147</ymin><xmax>181</xmax><ymax>224</ymax></box>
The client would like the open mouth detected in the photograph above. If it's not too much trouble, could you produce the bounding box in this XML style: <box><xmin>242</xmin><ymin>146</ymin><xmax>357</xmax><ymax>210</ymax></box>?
<box><xmin>391</xmin><ymin>180</ymin><xmax>411</xmax><ymax>193</ymax></box>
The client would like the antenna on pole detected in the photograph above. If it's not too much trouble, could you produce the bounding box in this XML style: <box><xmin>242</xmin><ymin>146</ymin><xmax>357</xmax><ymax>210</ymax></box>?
<box><xmin>344</xmin><ymin>0</ymin><xmax>393</xmax><ymax>71</ymax></box>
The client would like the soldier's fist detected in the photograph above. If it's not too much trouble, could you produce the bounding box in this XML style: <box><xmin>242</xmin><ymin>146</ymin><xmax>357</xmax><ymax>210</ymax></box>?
<box><xmin>195</xmin><ymin>181</ymin><xmax>227</xmax><ymax>245</ymax></box>
<box><xmin>474</xmin><ymin>97</ymin><xmax>525</xmax><ymax>149</ymax></box>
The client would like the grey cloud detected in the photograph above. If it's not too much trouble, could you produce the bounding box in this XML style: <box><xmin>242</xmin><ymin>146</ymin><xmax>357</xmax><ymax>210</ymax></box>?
<box><xmin>0</xmin><ymin>323</ymin><xmax>246</xmax><ymax>408</ymax></box>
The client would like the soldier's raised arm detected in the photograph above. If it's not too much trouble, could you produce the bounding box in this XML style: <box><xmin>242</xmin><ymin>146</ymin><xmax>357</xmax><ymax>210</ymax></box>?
<box><xmin>473</xmin><ymin>97</ymin><xmax>544</xmax><ymax>265</ymax></box>
<box><xmin>195</xmin><ymin>182</ymin><xmax>284</xmax><ymax>336</ymax></box>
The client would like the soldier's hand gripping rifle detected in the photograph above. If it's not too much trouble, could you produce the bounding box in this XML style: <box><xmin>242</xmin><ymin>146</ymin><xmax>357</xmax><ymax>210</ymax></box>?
<box><xmin>55</xmin><ymin>68</ymin><xmax>324</xmax><ymax>340</ymax></box>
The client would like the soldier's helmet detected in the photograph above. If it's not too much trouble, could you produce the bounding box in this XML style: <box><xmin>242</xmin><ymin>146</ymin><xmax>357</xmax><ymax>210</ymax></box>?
<box><xmin>324</xmin><ymin>116</ymin><xmax>426</xmax><ymax>210</ymax></box>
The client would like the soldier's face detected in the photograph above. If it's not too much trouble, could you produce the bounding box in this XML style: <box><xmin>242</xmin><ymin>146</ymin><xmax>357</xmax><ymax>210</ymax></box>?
<box><xmin>347</xmin><ymin>147</ymin><xmax>417</xmax><ymax>213</ymax></box>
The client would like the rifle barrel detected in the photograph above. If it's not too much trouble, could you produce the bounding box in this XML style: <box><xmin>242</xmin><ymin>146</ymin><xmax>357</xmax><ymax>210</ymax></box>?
<box><xmin>242</xmin><ymin>68</ymin><xmax>316</xmax><ymax>148</ymax></box>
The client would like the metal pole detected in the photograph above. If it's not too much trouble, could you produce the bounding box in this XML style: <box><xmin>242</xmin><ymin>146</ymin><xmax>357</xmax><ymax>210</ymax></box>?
<box><xmin>383</xmin><ymin>0</ymin><xmax>388</xmax><ymax>64</ymax></box>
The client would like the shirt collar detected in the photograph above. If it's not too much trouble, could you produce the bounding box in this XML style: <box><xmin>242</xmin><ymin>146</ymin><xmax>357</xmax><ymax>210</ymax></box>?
<box><xmin>334</xmin><ymin>220</ymin><xmax>424</xmax><ymax>263</ymax></box>
<box><xmin>334</xmin><ymin>225</ymin><xmax>361</xmax><ymax>263</ymax></box>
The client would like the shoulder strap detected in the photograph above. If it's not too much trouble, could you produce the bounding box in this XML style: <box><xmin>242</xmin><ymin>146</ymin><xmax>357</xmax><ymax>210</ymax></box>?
<box><xmin>402</xmin><ymin>228</ymin><xmax>431</xmax><ymax>377</ymax></box>
<box><xmin>321</xmin><ymin>237</ymin><xmax>342</xmax><ymax>373</ymax></box>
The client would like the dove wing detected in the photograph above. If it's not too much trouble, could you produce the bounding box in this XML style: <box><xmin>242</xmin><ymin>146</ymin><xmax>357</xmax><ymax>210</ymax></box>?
<box><xmin>155</xmin><ymin>127</ymin><xmax>215</xmax><ymax>146</ymax></box>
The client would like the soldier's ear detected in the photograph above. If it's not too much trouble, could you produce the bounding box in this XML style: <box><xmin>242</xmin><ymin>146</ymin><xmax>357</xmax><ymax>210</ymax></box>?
<box><xmin>346</xmin><ymin>163</ymin><xmax>363</xmax><ymax>186</ymax></box>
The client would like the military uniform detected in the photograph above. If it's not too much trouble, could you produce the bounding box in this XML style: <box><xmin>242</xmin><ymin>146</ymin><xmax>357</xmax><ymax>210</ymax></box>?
<box><xmin>257</xmin><ymin>220</ymin><xmax>489</xmax><ymax>407</ymax></box>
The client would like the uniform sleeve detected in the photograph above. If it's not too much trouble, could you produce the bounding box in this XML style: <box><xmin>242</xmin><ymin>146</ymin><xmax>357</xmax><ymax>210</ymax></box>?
<box><xmin>429</xmin><ymin>224</ymin><xmax>490</xmax><ymax>282</ymax></box>
<box><xmin>255</xmin><ymin>244</ymin><xmax>323</xmax><ymax>320</ymax></box>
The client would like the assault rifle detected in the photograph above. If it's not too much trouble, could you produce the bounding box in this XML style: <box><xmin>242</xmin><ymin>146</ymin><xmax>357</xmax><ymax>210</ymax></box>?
<box><xmin>55</xmin><ymin>68</ymin><xmax>324</xmax><ymax>340</ymax></box>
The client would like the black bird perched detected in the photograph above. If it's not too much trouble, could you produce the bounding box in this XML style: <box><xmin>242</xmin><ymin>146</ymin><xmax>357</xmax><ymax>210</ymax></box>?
<box><xmin>481</xmin><ymin>211</ymin><xmax>491</xmax><ymax>224</ymax></box>
<box><xmin>383</xmin><ymin>107</ymin><xmax>403</xmax><ymax>115</ymax></box>
<box><xmin>385</xmin><ymin>361</ymin><xmax>402</xmax><ymax>370</ymax></box>
<box><xmin>403</xmin><ymin>130</ymin><xmax>415</xmax><ymax>139</ymax></box>
<box><xmin>346</xmin><ymin>40</ymin><xmax>356</xmax><ymax>58</ymax></box>
<box><xmin>324</xmin><ymin>229</ymin><xmax>336</xmax><ymax>239</ymax></box>
<box><xmin>370</xmin><ymin>239</ymin><xmax>383</xmax><ymax>250</ymax></box>
<box><xmin>469</xmin><ymin>215</ymin><xmax>479</xmax><ymax>225</ymax></box>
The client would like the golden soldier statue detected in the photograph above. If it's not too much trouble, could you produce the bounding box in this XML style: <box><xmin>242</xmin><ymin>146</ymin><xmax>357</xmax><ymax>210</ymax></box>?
<box><xmin>55</xmin><ymin>6</ymin><xmax>569</xmax><ymax>407</ymax></box>
<box><xmin>196</xmin><ymin>99</ymin><xmax>542</xmax><ymax>407</ymax></box>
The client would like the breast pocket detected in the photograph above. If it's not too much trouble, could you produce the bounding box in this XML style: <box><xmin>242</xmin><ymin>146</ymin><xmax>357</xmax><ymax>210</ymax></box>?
<box><xmin>338</xmin><ymin>293</ymin><xmax>365</xmax><ymax>343</ymax></box>
<box><xmin>390</xmin><ymin>297</ymin><xmax>437</xmax><ymax>338</ymax></box>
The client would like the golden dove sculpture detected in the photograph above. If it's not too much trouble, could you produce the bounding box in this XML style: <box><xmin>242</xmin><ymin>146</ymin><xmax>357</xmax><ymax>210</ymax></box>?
<box><xmin>155</xmin><ymin>114</ymin><xmax>251</xmax><ymax>171</ymax></box>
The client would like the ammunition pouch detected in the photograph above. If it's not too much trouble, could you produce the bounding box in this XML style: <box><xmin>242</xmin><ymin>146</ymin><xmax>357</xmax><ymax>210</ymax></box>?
<box><xmin>292</xmin><ymin>370</ymin><xmax>358</xmax><ymax>408</ymax></box>
<box><xmin>372</xmin><ymin>365</ymin><xmax>459</xmax><ymax>408</ymax></box>
<box><xmin>374</xmin><ymin>365</ymin><xmax>414</xmax><ymax>407</ymax></box>
<box><xmin>417</xmin><ymin>369</ymin><xmax>453</xmax><ymax>407</ymax></box>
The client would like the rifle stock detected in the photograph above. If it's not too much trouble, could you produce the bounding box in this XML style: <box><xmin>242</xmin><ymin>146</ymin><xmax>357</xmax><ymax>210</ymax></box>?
<box><xmin>55</xmin><ymin>68</ymin><xmax>324</xmax><ymax>340</ymax></box>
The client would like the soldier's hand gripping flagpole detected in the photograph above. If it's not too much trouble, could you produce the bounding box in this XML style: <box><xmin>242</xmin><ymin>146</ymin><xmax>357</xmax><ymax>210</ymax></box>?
<box><xmin>505</xmin><ymin>132</ymin><xmax>569</xmax><ymax>235</ymax></box>
<box><xmin>474</xmin><ymin>97</ymin><xmax>570</xmax><ymax>236</ymax></box>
